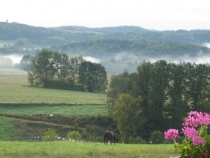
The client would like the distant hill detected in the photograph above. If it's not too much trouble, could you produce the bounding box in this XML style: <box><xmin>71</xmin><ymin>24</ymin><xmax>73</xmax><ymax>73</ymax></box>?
<box><xmin>52</xmin><ymin>25</ymin><xmax>147</xmax><ymax>33</ymax></box>
<box><xmin>1</xmin><ymin>22</ymin><xmax>210</xmax><ymax>73</ymax></box>
<box><xmin>1</xmin><ymin>22</ymin><xmax>210</xmax><ymax>44</ymax></box>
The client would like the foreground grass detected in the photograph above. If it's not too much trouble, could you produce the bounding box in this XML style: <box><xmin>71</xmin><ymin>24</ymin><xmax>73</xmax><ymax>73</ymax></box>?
<box><xmin>0</xmin><ymin>141</ymin><xmax>178</xmax><ymax>158</ymax></box>
<box><xmin>0</xmin><ymin>76</ymin><xmax>106</xmax><ymax>104</ymax></box>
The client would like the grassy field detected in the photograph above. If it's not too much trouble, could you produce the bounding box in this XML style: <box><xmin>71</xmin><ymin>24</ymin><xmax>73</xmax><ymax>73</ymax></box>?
<box><xmin>0</xmin><ymin>74</ymin><xmax>178</xmax><ymax>157</ymax></box>
<box><xmin>0</xmin><ymin>75</ymin><xmax>110</xmax><ymax>141</ymax></box>
<box><xmin>0</xmin><ymin>76</ymin><xmax>107</xmax><ymax>104</ymax></box>
<box><xmin>0</xmin><ymin>117</ymin><xmax>17</xmax><ymax>141</ymax></box>
<box><xmin>0</xmin><ymin>141</ymin><xmax>178</xmax><ymax>158</ymax></box>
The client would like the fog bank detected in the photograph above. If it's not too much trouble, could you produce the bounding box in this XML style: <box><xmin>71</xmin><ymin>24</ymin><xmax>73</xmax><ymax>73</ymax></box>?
<box><xmin>0</xmin><ymin>54</ymin><xmax>23</xmax><ymax>68</ymax></box>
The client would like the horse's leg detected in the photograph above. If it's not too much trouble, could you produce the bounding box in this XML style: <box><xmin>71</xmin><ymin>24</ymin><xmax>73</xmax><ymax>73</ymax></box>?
<box><xmin>104</xmin><ymin>135</ymin><xmax>107</xmax><ymax>145</ymax></box>
<box><xmin>105</xmin><ymin>136</ymin><xmax>109</xmax><ymax>145</ymax></box>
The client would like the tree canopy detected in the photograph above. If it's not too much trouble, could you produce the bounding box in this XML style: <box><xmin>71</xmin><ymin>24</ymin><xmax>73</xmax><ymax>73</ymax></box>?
<box><xmin>108</xmin><ymin>60</ymin><xmax>210</xmax><ymax>142</ymax></box>
<box><xmin>28</xmin><ymin>49</ymin><xmax>107</xmax><ymax>92</ymax></box>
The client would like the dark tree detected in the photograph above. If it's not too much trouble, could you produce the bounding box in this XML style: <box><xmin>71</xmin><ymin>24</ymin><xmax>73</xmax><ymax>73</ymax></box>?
<box><xmin>166</xmin><ymin>63</ymin><xmax>189</xmax><ymax>129</ymax></box>
<box><xmin>28</xmin><ymin>49</ymin><xmax>56</xmax><ymax>87</ymax></box>
<box><xmin>79</xmin><ymin>61</ymin><xmax>107</xmax><ymax>92</ymax></box>
<box><xmin>185</xmin><ymin>63</ymin><xmax>210</xmax><ymax>111</ymax></box>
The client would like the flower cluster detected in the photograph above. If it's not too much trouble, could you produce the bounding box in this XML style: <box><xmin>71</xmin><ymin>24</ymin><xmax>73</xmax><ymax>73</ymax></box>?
<box><xmin>183</xmin><ymin>111</ymin><xmax>210</xmax><ymax>127</ymax></box>
<box><xmin>182</xmin><ymin>127</ymin><xmax>198</xmax><ymax>138</ymax></box>
<box><xmin>192</xmin><ymin>136</ymin><xmax>206</xmax><ymax>146</ymax></box>
<box><xmin>164</xmin><ymin>129</ymin><xmax>179</xmax><ymax>140</ymax></box>
<box><xmin>164</xmin><ymin>111</ymin><xmax>210</xmax><ymax>157</ymax></box>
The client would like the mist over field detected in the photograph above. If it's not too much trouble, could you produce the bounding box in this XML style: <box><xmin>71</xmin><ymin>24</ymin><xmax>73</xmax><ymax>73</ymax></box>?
<box><xmin>0</xmin><ymin>54</ymin><xmax>23</xmax><ymax>68</ymax></box>
<box><xmin>147</xmin><ymin>52</ymin><xmax>210</xmax><ymax>65</ymax></box>
<box><xmin>1</xmin><ymin>23</ymin><xmax>210</xmax><ymax>73</ymax></box>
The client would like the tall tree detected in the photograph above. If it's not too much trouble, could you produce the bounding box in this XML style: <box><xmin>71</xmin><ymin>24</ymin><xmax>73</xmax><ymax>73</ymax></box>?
<box><xmin>112</xmin><ymin>93</ymin><xmax>145</xmax><ymax>143</ymax></box>
<box><xmin>136</xmin><ymin>62</ymin><xmax>152</xmax><ymax>116</ymax></box>
<box><xmin>79</xmin><ymin>61</ymin><xmax>107</xmax><ymax>92</ymax></box>
<box><xmin>53</xmin><ymin>53</ymin><xmax>71</xmax><ymax>87</ymax></box>
<box><xmin>166</xmin><ymin>63</ymin><xmax>189</xmax><ymax>129</ymax></box>
<box><xmin>107</xmin><ymin>71</ymin><xmax>136</xmax><ymax>113</ymax></box>
<box><xmin>69</xmin><ymin>56</ymin><xmax>84</xmax><ymax>85</ymax></box>
<box><xmin>185</xmin><ymin>63</ymin><xmax>210</xmax><ymax>111</ymax></box>
<box><xmin>147</xmin><ymin>60</ymin><xmax>169</xmax><ymax>131</ymax></box>
<box><xmin>135</xmin><ymin>62</ymin><xmax>153</xmax><ymax>138</ymax></box>
<box><xmin>28</xmin><ymin>49</ymin><xmax>56</xmax><ymax>87</ymax></box>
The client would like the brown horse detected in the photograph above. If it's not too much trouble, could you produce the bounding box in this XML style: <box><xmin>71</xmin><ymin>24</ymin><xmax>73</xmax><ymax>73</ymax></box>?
<box><xmin>103</xmin><ymin>129</ymin><xmax>122</xmax><ymax>145</ymax></box>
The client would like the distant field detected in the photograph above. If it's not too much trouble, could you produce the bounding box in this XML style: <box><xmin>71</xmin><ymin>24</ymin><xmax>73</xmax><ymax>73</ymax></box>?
<box><xmin>0</xmin><ymin>76</ymin><xmax>107</xmax><ymax>104</ymax></box>
<box><xmin>0</xmin><ymin>68</ymin><xmax>27</xmax><ymax>76</ymax></box>
<box><xmin>0</xmin><ymin>141</ymin><xmax>178</xmax><ymax>158</ymax></box>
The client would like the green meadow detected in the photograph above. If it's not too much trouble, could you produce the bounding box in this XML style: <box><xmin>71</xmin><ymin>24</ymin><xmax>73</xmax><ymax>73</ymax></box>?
<box><xmin>0</xmin><ymin>70</ymin><xmax>179</xmax><ymax>158</ymax></box>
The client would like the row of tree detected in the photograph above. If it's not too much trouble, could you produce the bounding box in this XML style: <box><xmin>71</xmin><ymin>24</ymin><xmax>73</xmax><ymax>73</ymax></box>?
<box><xmin>107</xmin><ymin>60</ymin><xmax>210</xmax><ymax>142</ymax></box>
<box><xmin>28</xmin><ymin>49</ymin><xmax>107</xmax><ymax>92</ymax></box>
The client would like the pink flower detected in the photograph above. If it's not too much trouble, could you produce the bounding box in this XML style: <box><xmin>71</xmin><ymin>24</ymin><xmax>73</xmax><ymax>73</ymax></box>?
<box><xmin>192</xmin><ymin>136</ymin><xmax>206</xmax><ymax>146</ymax></box>
<box><xmin>164</xmin><ymin>129</ymin><xmax>179</xmax><ymax>139</ymax></box>
<box><xmin>182</xmin><ymin>127</ymin><xmax>198</xmax><ymax>138</ymax></box>
<box><xmin>199</xmin><ymin>112</ymin><xmax>210</xmax><ymax>125</ymax></box>
<box><xmin>183</xmin><ymin>111</ymin><xmax>210</xmax><ymax>127</ymax></box>
<box><xmin>183</xmin><ymin>116</ymin><xmax>199</xmax><ymax>127</ymax></box>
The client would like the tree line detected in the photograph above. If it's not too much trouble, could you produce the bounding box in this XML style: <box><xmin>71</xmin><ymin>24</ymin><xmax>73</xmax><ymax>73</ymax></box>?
<box><xmin>107</xmin><ymin>60</ymin><xmax>210</xmax><ymax>143</ymax></box>
<box><xmin>28</xmin><ymin>49</ymin><xmax>107</xmax><ymax>92</ymax></box>
<box><xmin>53</xmin><ymin>39</ymin><xmax>210</xmax><ymax>58</ymax></box>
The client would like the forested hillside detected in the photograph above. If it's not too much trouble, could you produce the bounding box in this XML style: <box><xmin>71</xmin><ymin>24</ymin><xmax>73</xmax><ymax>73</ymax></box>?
<box><xmin>1</xmin><ymin>22</ymin><xmax>210</xmax><ymax>73</ymax></box>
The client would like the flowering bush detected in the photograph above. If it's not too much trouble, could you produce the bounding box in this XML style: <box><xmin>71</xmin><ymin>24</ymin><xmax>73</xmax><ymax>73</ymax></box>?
<box><xmin>164</xmin><ymin>111</ymin><xmax>210</xmax><ymax>158</ymax></box>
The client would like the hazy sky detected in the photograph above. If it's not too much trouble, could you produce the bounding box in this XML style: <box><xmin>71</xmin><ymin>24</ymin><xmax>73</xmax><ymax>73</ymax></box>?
<box><xmin>0</xmin><ymin>0</ymin><xmax>210</xmax><ymax>30</ymax></box>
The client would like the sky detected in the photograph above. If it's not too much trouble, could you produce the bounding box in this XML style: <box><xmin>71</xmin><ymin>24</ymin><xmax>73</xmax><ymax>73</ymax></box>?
<box><xmin>0</xmin><ymin>0</ymin><xmax>210</xmax><ymax>30</ymax></box>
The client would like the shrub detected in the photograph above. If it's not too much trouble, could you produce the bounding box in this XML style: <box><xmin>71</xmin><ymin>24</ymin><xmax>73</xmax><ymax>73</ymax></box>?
<box><xmin>42</xmin><ymin>128</ymin><xmax>58</xmax><ymax>141</ymax></box>
<box><xmin>67</xmin><ymin>130</ymin><xmax>81</xmax><ymax>141</ymax></box>
<box><xmin>128</xmin><ymin>136</ymin><xmax>146</xmax><ymax>144</ymax></box>
<box><xmin>150</xmin><ymin>130</ymin><xmax>164</xmax><ymax>144</ymax></box>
